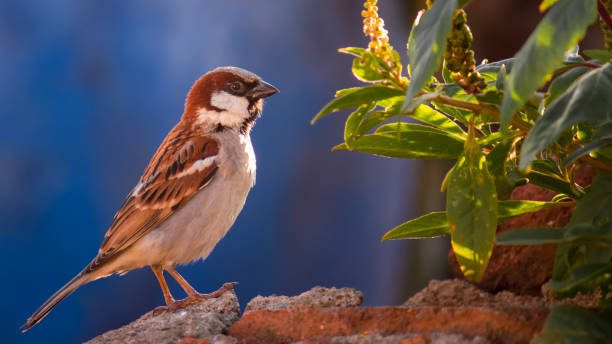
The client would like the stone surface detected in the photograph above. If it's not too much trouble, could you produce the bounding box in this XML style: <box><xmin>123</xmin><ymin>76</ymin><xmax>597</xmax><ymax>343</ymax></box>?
<box><xmin>298</xmin><ymin>332</ymin><xmax>489</xmax><ymax>344</ymax></box>
<box><xmin>228</xmin><ymin>284</ymin><xmax>547</xmax><ymax>344</ymax></box>
<box><xmin>228</xmin><ymin>306</ymin><xmax>546</xmax><ymax>344</ymax></box>
<box><xmin>245</xmin><ymin>286</ymin><xmax>363</xmax><ymax>312</ymax></box>
<box><xmin>85</xmin><ymin>289</ymin><xmax>240</xmax><ymax>344</ymax></box>
<box><xmin>405</xmin><ymin>279</ymin><xmax>547</xmax><ymax>310</ymax></box>
<box><xmin>178</xmin><ymin>334</ymin><xmax>238</xmax><ymax>344</ymax></box>
<box><xmin>449</xmin><ymin>164</ymin><xmax>597</xmax><ymax>295</ymax></box>
<box><xmin>87</xmin><ymin>284</ymin><xmax>550</xmax><ymax>344</ymax></box>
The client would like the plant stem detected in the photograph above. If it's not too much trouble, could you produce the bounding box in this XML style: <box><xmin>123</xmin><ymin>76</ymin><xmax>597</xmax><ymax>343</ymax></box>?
<box><xmin>436</xmin><ymin>95</ymin><xmax>497</xmax><ymax>115</ymax></box>
<box><xmin>598</xmin><ymin>0</ymin><xmax>612</xmax><ymax>32</ymax></box>
<box><xmin>434</xmin><ymin>95</ymin><xmax>531</xmax><ymax>132</ymax></box>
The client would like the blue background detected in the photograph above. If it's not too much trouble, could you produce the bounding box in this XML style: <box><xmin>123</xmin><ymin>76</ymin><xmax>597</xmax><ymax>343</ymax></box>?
<box><xmin>2</xmin><ymin>0</ymin><xmax>601</xmax><ymax>343</ymax></box>
<box><xmin>1</xmin><ymin>2</ymin><xmax>447</xmax><ymax>342</ymax></box>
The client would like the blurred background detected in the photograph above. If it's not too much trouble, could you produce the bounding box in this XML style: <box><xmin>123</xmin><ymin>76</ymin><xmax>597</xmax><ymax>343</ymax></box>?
<box><xmin>0</xmin><ymin>0</ymin><xmax>603</xmax><ymax>342</ymax></box>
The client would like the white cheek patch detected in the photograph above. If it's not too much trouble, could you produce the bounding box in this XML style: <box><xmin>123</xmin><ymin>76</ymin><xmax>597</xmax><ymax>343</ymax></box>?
<box><xmin>198</xmin><ymin>91</ymin><xmax>250</xmax><ymax>127</ymax></box>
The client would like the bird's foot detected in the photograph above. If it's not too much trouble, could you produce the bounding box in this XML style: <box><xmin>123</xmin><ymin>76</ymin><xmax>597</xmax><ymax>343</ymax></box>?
<box><xmin>152</xmin><ymin>282</ymin><xmax>238</xmax><ymax>315</ymax></box>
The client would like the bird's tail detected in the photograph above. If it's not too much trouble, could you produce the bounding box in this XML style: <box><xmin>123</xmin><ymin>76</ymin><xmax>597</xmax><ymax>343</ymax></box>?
<box><xmin>21</xmin><ymin>269</ymin><xmax>93</xmax><ymax>332</ymax></box>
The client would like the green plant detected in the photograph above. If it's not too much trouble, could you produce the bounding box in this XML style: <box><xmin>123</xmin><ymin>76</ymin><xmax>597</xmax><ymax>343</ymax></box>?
<box><xmin>312</xmin><ymin>0</ymin><xmax>612</xmax><ymax>341</ymax></box>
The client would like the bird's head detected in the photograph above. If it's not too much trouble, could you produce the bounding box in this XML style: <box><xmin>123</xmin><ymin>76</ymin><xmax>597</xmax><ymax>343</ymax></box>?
<box><xmin>183</xmin><ymin>66</ymin><xmax>278</xmax><ymax>133</ymax></box>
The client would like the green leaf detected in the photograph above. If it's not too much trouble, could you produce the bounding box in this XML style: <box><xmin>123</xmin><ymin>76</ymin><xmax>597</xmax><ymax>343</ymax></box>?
<box><xmin>386</xmin><ymin>99</ymin><xmax>466</xmax><ymax>136</ymax></box>
<box><xmin>552</xmin><ymin>173</ymin><xmax>612</xmax><ymax>296</ymax></box>
<box><xmin>447</xmin><ymin>131</ymin><xmax>498</xmax><ymax>282</ymax></box>
<box><xmin>402</xmin><ymin>0</ymin><xmax>457</xmax><ymax>112</ymax></box>
<box><xmin>382</xmin><ymin>200</ymin><xmax>570</xmax><ymax>241</ymax></box>
<box><xmin>498</xmin><ymin>224</ymin><xmax>611</xmax><ymax>247</ymax></box>
<box><xmin>495</xmin><ymin>64</ymin><xmax>506</xmax><ymax>91</ymax></box>
<box><xmin>525</xmin><ymin>169</ymin><xmax>579</xmax><ymax>197</ymax></box>
<box><xmin>487</xmin><ymin>140</ymin><xmax>514</xmax><ymax>198</ymax></box>
<box><xmin>563</xmin><ymin>123</ymin><xmax>612</xmax><ymax>166</ymax></box>
<box><xmin>339</xmin><ymin>47</ymin><xmax>388</xmax><ymax>83</ymax></box>
<box><xmin>476</xmin><ymin>58</ymin><xmax>515</xmax><ymax>75</ymax></box>
<box><xmin>533</xmin><ymin>305</ymin><xmax>612</xmax><ymax>344</ymax></box>
<box><xmin>354</xmin><ymin>111</ymin><xmax>395</xmax><ymax>135</ymax></box>
<box><xmin>550</xmin><ymin>263</ymin><xmax>612</xmax><ymax>295</ymax></box>
<box><xmin>311</xmin><ymin>86</ymin><xmax>404</xmax><ymax>124</ymax></box>
<box><xmin>520</xmin><ymin>64</ymin><xmax>612</xmax><ymax>169</ymax></box>
<box><xmin>382</xmin><ymin>212</ymin><xmax>448</xmax><ymax>240</ymax></box>
<box><xmin>338</xmin><ymin>47</ymin><xmax>367</xmax><ymax>57</ymax></box>
<box><xmin>337</xmin><ymin>125</ymin><xmax>464</xmax><ymax>159</ymax></box>
<box><xmin>563</xmin><ymin>138</ymin><xmax>612</xmax><ymax>166</ymax></box>
<box><xmin>376</xmin><ymin>122</ymin><xmax>447</xmax><ymax>134</ymax></box>
<box><xmin>410</xmin><ymin>105</ymin><xmax>465</xmax><ymax>136</ymax></box>
<box><xmin>583</xmin><ymin>49</ymin><xmax>612</xmax><ymax>62</ymax></box>
<box><xmin>497</xmin><ymin>199</ymin><xmax>572</xmax><ymax>219</ymax></box>
<box><xmin>345</xmin><ymin>104</ymin><xmax>375</xmax><ymax>147</ymax></box>
<box><xmin>546</xmin><ymin>66</ymin><xmax>589</xmax><ymax>105</ymax></box>
<box><xmin>564</xmin><ymin>223</ymin><xmax>612</xmax><ymax>243</ymax></box>
<box><xmin>500</xmin><ymin>0</ymin><xmax>597</xmax><ymax>130</ymax></box>
<box><xmin>497</xmin><ymin>228</ymin><xmax>565</xmax><ymax>245</ymax></box>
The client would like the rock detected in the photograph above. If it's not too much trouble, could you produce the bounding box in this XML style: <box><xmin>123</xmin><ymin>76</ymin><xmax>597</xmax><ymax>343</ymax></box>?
<box><xmin>228</xmin><ymin>306</ymin><xmax>545</xmax><ymax>344</ymax></box>
<box><xmin>228</xmin><ymin>285</ymin><xmax>547</xmax><ymax>344</ymax></box>
<box><xmin>298</xmin><ymin>332</ymin><xmax>488</xmax><ymax>344</ymax></box>
<box><xmin>85</xmin><ymin>289</ymin><xmax>240</xmax><ymax>344</ymax></box>
<box><xmin>449</xmin><ymin>164</ymin><xmax>596</xmax><ymax>295</ymax></box>
<box><xmin>405</xmin><ymin>279</ymin><xmax>547</xmax><ymax>310</ymax></box>
<box><xmin>245</xmin><ymin>286</ymin><xmax>363</xmax><ymax>312</ymax></box>
<box><xmin>178</xmin><ymin>334</ymin><xmax>238</xmax><ymax>344</ymax></box>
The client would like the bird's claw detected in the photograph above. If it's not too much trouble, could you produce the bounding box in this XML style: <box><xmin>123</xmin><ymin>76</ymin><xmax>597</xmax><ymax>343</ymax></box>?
<box><xmin>152</xmin><ymin>282</ymin><xmax>238</xmax><ymax>316</ymax></box>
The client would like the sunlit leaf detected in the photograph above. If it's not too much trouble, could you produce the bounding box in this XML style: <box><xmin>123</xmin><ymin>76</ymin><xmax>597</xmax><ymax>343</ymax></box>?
<box><xmin>339</xmin><ymin>47</ymin><xmax>388</xmax><ymax>82</ymax></box>
<box><xmin>336</xmin><ymin>124</ymin><xmax>464</xmax><ymax>159</ymax></box>
<box><xmin>355</xmin><ymin>111</ymin><xmax>396</xmax><ymax>135</ymax></box>
<box><xmin>500</xmin><ymin>0</ymin><xmax>597</xmax><ymax>131</ymax></box>
<box><xmin>539</xmin><ymin>0</ymin><xmax>559</xmax><ymax>12</ymax></box>
<box><xmin>497</xmin><ymin>199</ymin><xmax>571</xmax><ymax>219</ymax></box>
<box><xmin>520</xmin><ymin>64</ymin><xmax>612</xmax><ymax>169</ymax></box>
<box><xmin>345</xmin><ymin>104</ymin><xmax>375</xmax><ymax>147</ymax></box>
<box><xmin>583</xmin><ymin>49</ymin><xmax>612</xmax><ymax>62</ymax></box>
<box><xmin>312</xmin><ymin>86</ymin><xmax>404</xmax><ymax>124</ymax></box>
<box><xmin>402</xmin><ymin>0</ymin><xmax>457</xmax><ymax>112</ymax></box>
<box><xmin>382</xmin><ymin>212</ymin><xmax>448</xmax><ymax>240</ymax></box>
<box><xmin>447</xmin><ymin>130</ymin><xmax>498</xmax><ymax>281</ymax></box>
<box><xmin>386</xmin><ymin>99</ymin><xmax>466</xmax><ymax>136</ymax></box>
<box><xmin>562</xmin><ymin>123</ymin><xmax>612</xmax><ymax>166</ymax></box>
<box><xmin>382</xmin><ymin>200</ymin><xmax>570</xmax><ymax>241</ymax></box>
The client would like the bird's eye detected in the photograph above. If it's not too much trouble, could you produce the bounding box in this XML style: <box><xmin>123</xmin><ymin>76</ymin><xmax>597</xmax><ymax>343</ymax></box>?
<box><xmin>228</xmin><ymin>81</ymin><xmax>245</xmax><ymax>94</ymax></box>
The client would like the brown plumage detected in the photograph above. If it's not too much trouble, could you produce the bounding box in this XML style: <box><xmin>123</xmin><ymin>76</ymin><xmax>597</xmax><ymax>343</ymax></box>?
<box><xmin>22</xmin><ymin>66</ymin><xmax>278</xmax><ymax>332</ymax></box>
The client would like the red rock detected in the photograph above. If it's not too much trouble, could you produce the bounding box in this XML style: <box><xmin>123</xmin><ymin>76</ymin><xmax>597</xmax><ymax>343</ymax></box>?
<box><xmin>228</xmin><ymin>305</ymin><xmax>547</xmax><ymax>344</ymax></box>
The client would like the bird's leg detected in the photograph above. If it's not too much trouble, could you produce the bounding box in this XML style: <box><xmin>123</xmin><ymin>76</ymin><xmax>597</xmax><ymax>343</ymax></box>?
<box><xmin>165</xmin><ymin>266</ymin><xmax>200</xmax><ymax>298</ymax></box>
<box><xmin>165</xmin><ymin>266</ymin><xmax>237</xmax><ymax>308</ymax></box>
<box><xmin>150</xmin><ymin>265</ymin><xmax>178</xmax><ymax>315</ymax></box>
<box><xmin>151</xmin><ymin>265</ymin><xmax>175</xmax><ymax>305</ymax></box>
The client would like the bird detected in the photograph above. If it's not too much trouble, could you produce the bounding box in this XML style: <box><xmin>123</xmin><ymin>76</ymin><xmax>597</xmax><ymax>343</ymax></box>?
<box><xmin>22</xmin><ymin>66</ymin><xmax>278</xmax><ymax>332</ymax></box>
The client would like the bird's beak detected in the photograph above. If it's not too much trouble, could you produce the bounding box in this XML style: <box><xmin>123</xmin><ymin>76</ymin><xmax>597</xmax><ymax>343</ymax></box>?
<box><xmin>248</xmin><ymin>80</ymin><xmax>279</xmax><ymax>99</ymax></box>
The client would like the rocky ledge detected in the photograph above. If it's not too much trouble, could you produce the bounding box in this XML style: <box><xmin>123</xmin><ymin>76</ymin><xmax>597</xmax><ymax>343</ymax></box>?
<box><xmin>85</xmin><ymin>280</ymin><xmax>552</xmax><ymax>344</ymax></box>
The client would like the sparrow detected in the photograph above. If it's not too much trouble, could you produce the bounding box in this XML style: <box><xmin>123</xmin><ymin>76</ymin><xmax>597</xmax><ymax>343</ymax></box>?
<box><xmin>22</xmin><ymin>66</ymin><xmax>278</xmax><ymax>332</ymax></box>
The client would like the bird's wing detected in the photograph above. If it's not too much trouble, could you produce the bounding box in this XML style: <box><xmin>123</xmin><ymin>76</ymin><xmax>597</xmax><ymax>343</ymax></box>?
<box><xmin>89</xmin><ymin>127</ymin><xmax>219</xmax><ymax>271</ymax></box>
